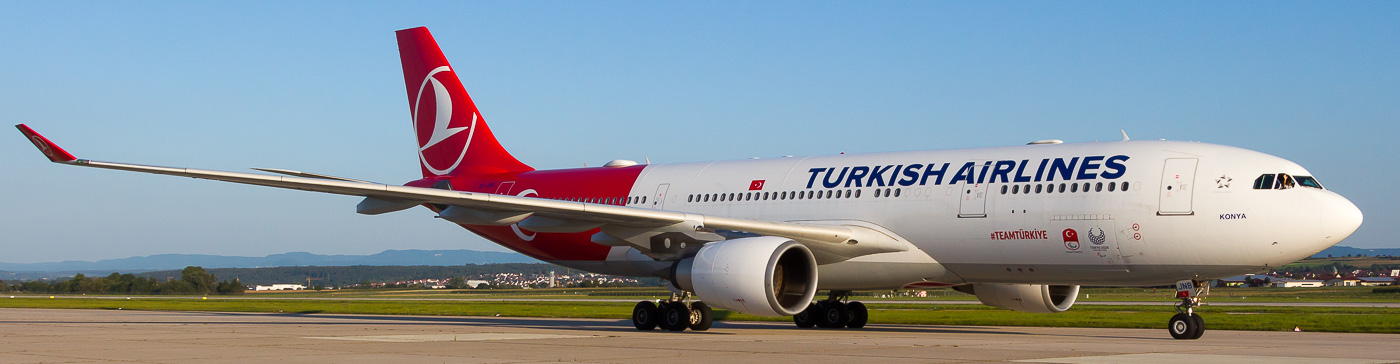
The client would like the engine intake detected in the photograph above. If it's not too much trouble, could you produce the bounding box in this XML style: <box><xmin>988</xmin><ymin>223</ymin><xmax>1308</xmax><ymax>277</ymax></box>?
<box><xmin>672</xmin><ymin>237</ymin><xmax>818</xmax><ymax>316</ymax></box>
<box><xmin>955</xmin><ymin>283</ymin><xmax>1080</xmax><ymax>313</ymax></box>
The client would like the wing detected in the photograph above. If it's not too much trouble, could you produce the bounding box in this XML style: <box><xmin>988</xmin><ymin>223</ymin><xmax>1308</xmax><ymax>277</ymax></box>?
<box><xmin>15</xmin><ymin>125</ymin><xmax>907</xmax><ymax>263</ymax></box>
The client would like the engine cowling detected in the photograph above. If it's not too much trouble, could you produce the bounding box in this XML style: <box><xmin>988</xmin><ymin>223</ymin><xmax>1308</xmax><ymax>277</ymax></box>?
<box><xmin>671</xmin><ymin>237</ymin><xmax>818</xmax><ymax>317</ymax></box>
<box><xmin>956</xmin><ymin>283</ymin><xmax>1079</xmax><ymax>313</ymax></box>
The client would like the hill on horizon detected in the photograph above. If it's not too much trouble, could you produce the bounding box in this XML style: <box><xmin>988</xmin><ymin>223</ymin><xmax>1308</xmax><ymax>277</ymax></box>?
<box><xmin>0</xmin><ymin>249</ymin><xmax>535</xmax><ymax>273</ymax></box>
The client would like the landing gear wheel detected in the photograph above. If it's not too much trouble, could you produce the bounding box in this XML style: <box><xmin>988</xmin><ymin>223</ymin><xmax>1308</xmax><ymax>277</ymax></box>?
<box><xmin>1168</xmin><ymin>313</ymin><xmax>1197</xmax><ymax>340</ymax></box>
<box><xmin>846</xmin><ymin>301</ymin><xmax>868</xmax><ymax>329</ymax></box>
<box><xmin>688</xmin><ymin>302</ymin><xmax>713</xmax><ymax>331</ymax></box>
<box><xmin>1189</xmin><ymin>313</ymin><xmax>1205</xmax><ymax>339</ymax></box>
<box><xmin>632</xmin><ymin>301</ymin><xmax>659</xmax><ymax>330</ymax></box>
<box><xmin>660</xmin><ymin>301</ymin><xmax>690</xmax><ymax>332</ymax></box>
<box><xmin>793</xmin><ymin>303</ymin><xmax>818</xmax><ymax>328</ymax></box>
<box><xmin>818</xmin><ymin>301</ymin><xmax>850</xmax><ymax>328</ymax></box>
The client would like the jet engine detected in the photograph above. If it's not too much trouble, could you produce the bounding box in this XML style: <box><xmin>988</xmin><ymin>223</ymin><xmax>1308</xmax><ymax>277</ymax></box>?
<box><xmin>954</xmin><ymin>283</ymin><xmax>1079</xmax><ymax>313</ymax></box>
<box><xmin>671</xmin><ymin>237</ymin><xmax>818</xmax><ymax>317</ymax></box>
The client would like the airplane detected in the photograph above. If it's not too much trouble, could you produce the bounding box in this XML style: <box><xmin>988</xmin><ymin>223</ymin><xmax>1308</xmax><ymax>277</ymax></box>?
<box><xmin>15</xmin><ymin>27</ymin><xmax>1362</xmax><ymax>339</ymax></box>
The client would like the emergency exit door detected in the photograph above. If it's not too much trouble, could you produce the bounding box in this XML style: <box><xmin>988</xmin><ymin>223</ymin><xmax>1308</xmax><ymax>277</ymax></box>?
<box><xmin>1158</xmin><ymin>158</ymin><xmax>1198</xmax><ymax>215</ymax></box>
<box><xmin>958</xmin><ymin>181</ymin><xmax>989</xmax><ymax>218</ymax></box>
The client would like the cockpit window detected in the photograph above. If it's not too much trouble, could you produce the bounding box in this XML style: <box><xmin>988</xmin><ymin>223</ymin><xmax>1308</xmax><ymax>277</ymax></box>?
<box><xmin>1294</xmin><ymin>175</ymin><xmax>1323</xmax><ymax>189</ymax></box>
<box><xmin>1252</xmin><ymin>173</ymin><xmax>1322</xmax><ymax>190</ymax></box>
<box><xmin>1252</xmin><ymin>174</ymin><xmax>1275</xmax><ymax>189</ymax></box>
<box><xmin>1275</xmin><ymin>173</ymin><xmax>1296</xmax><ymax>189</ymax></box>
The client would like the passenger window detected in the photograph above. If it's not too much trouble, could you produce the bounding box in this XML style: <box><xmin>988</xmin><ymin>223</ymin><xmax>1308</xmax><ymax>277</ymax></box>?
<box><xmin>1095</xmin><ymin>182</ymin><xmax>1103</xmax><ymax>192</ymax></box>
<box><xmin>846</xmin><ymin>190</ymin><xmax>852</xmax><ymax>198</ymax></box>
<box><xmin>1120</xmin><ymin>182</ymin><xmax>1128</xmax><ymax>191</ymax></box>
<box><xmin>894</xmin><ymin>188</ymin><xmax>901</xmax><ymax>197</ymax></box>
<box><xmin>1035</xmin><ymin>184</ymin><xmax>1043</xmax><ymax>194</ymax></box>
<box><xmin>1059</xmin><ymin>183</ymin><xmax>1066</xmax><ymax>193</ymax></box>
<box><xmin>1071</xmin><ymin>183</ymin><xmax>1078</xmax><ymax>193</ymax></box>
<box><xmin>1083</xmin><ymin>183</ymin><xmax>1091</xmax><ymax>192</ymax></box>
<box><xmin>999</xmin><ymin>186</ymin><xmax>1007</xmax><ymax>195</ymax></box>
<box><xmin>855</xmin><ymin>190</ymin><xmax>861</xmax><ymax>198</ymax></box>
<box><xmin>1012</xmin><ymin>185</ymin><xmax>1019</xmax><ymax>194</ymax></box>
<box><xmin>642</xmin><ymin>196</ymin><xmax>647</xmax><ymax>204</ymax></box>
<box><xmin>688</xmin><ymin>195</ymin><xmax>693</xmax><ymax>202</ymax></box>
<box><xmin>1108</xmin><ymin>182</ymin><xmax>1116</xmax><ymax>192</ymax></box>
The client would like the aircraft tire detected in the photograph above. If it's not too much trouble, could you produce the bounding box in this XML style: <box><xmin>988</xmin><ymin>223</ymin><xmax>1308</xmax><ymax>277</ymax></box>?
<box><xmin>846</xmin><ymin>301</ymin><xmax>868</xmax><ymax>329</ymax></box>
<box><xmin>1168</xmin><ymin>313</ymin><xmax>1195</xmax><ymax>340</ymax></box>
<box><xmin>660</xmin><ymin>301</ymin><xmax>690</xmax><ymax>332</ymax></box>
<box><xmin>794</xmin><ymin>303</ymin><xmax>818</xmax><ymax>328</ymax></box>
<box><xmin>818</xmin><ymin>301</ymin><xmax>850</xmax><ymax>329</ymax></box>
<box><xmin>1189</xmin><ymin>313</ymin><xmax>1205</xmax><ymax>339</ymax></box>
<box><xmin>632</xmin><ymin>301</ymin><xmax>659</xmax><ymax>330</ymax></box>
<box><xmin>689</xmin><ymin>302</ymin><xmax>713</xmax><ymax>331</ymax></box>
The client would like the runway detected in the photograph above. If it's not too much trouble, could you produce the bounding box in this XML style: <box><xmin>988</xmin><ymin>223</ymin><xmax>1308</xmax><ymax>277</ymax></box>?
<box><xmin>34</xmin><ymin>295</ymin><xmax>1400</xmax><ymax>308</ymax></box>
<box><xmin>0</xmin><ymin>308</ymin><xmax>1395</xmax><ymax>363</ymax></box>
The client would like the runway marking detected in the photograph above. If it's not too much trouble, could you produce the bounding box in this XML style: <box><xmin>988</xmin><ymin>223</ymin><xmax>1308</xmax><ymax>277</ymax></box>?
<box><xmin>307</xmin><ymin>333</ymin><xmax>594</xmax><ymax>342</ymax></box>
<box><xmin>1016</xmin><ymin>353</ymin><xmax>1392</xmax><ymax>364</ymax></box>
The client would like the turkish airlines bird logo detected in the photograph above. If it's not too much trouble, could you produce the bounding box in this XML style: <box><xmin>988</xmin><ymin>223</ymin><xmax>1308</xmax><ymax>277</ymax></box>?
<box><xmin>414</xmin><ymin>66</ymin><xmax>476</xmax><ymax>175</ymax></box>
<box><xmin>30</xmin><ymin>136</ymin><xmax>53</xmax><ymax>157</ymax></box>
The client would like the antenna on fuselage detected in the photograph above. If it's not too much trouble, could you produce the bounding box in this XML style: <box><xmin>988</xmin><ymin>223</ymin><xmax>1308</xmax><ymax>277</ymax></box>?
<box><xmin>1120</xmin><ymin>130</ymin><xmax>1131</xmax><ymax>141</ymax></box>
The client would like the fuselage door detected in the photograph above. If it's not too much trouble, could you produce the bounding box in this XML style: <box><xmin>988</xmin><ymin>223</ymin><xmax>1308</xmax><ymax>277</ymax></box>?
<box><xmin>958</xmin><ymin>181</ymin><xmax>989</xmax><ymax>218</ymax></box>
<box><xmin>1158</xmin><ymin>158</ymin><xmax>1198</xmax><ymax>215</ymax></box>
<box><xmin>652</xmin><ymin>183</ymin><xmax>670</xmax><ymax>209</ymax></box>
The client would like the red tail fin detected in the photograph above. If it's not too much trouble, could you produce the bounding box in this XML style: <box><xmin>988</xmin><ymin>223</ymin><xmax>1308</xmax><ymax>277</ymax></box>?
<box><xmin>396</xmin><ymin>27</ymin><xmax>532</xmax><ymax>177</ymax></box>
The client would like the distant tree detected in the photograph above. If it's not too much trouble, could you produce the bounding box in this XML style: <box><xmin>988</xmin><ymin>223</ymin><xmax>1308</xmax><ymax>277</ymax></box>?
<box><xmin>181</xmin><ymin>266</ymin><xmax>217</xmax><ymax>294</ymax></box>
<box><xmin>160</xmin><ymin>279</ymin><xmax>196</xmax><ymax>294</ymax></box>
<box><xmin>0</xmin><ymin>280</ymin><xmax>9</xmax><ymax>292</ymax></box>
<box><xmin>447</xmin><ymin>277</ymin><xmax>468</xmax><ymax>289</ymax></box>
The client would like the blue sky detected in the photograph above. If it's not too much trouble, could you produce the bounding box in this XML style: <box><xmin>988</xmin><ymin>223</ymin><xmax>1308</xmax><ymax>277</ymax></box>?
<box><xmin>1</xmin><ymin>2</ymin><xmax>1395</xmax><ymax>263</ymax></box>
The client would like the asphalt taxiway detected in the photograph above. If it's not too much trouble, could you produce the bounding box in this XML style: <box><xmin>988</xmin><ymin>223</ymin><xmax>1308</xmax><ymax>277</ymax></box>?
<box><xmin>0</xmin><ymin>308</ymin><xmax>1395</xmax><ymax>363</ymax></box>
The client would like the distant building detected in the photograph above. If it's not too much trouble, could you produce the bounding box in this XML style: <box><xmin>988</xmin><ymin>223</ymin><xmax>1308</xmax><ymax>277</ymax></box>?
<box><xmin>1218</xmin><ymin>276</ymin><xmax>1250</xmax><ymax>287</ymax></box>
<box><xmin>254</xmin><ymin>284</ymin><xmax>307</xmax><ymax>291</ymax></box>
<box><xmin>1325</xmin><ymin>278</ymin><xmax>1360</xmax><ymax>287</ymax></box>
<box><xmin>1358</xmin><ymin>277</ymin><xmax>1395</xmax><ymax>287</ymax></box>
<box><xmin>1270</xmin><ymin>278</ymin><xmax>1324</xmax><ymax>288</ymax></box>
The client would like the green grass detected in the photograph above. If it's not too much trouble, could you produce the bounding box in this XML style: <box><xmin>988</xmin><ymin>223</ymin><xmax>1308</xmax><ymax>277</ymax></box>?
<box><xmin>4</xmin><ymin>296</ymin><xmax>1399</xmax><ymax>334</ymax></box>
<box><xmin>237</xmin><ymin>286</ymin><xmax>1400</xmax><ymax>303</ymax></box>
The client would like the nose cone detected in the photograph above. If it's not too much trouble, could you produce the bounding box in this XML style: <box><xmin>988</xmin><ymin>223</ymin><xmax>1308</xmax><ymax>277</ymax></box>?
<box><xmin>1319</xmin><ymin>192</ymin><xmax>1363</xmax><ymax>244</ymax></box>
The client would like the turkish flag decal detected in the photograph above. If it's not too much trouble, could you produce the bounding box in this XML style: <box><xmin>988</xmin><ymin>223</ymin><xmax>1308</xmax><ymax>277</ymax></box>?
<box><xmin>749</xmin><ymin>180</ymin><xmax>766</xmax><ymax>190</ymax></box>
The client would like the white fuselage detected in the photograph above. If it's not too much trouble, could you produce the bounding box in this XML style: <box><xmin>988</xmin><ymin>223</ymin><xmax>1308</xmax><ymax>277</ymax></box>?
<box><xmin>585</xmin><ymin>140</ymin><xmax>1361</xmax><ymax>289</ymax></box>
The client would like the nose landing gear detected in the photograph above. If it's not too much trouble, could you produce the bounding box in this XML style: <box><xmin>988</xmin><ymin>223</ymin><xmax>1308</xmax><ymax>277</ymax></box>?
<box><xmin>794</xmin><ymin>291</ymin><xmax>868</xmax><ymax>329</ymax></box>
<box><xmin>1168</xmin><ymin>280</ymin><xmax>1207</xmax><ymax>340</ymax></box>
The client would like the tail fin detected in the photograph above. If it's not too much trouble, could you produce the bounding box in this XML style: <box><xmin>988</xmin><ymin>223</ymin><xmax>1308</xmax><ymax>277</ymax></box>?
<box><xmin>396</xmin><ymin>27</ymin><xmax>532</xmax><ymax>177</ymax></box>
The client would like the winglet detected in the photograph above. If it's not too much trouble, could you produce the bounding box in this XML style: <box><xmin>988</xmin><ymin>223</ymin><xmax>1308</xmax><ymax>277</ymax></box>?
<box><xmin>14</xmin><ymin>124</ymin><xmax>78</xmax><ymax>162</ymax></box>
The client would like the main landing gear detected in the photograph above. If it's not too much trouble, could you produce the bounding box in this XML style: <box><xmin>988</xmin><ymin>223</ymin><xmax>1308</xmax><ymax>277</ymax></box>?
<box><xmin>632</xmin><ymin>293</ymin><xmax>712</xmax><ymax>332</ymax></box>
<box><xmin>794</xmin><ymin>291</ymin><xmax>868</xmax><ymax>329</ymax></box>
<box><xmin>1168</xmin><ymin>280</ymin><xmax>1208</xmax><ymax>340</ymax></box>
